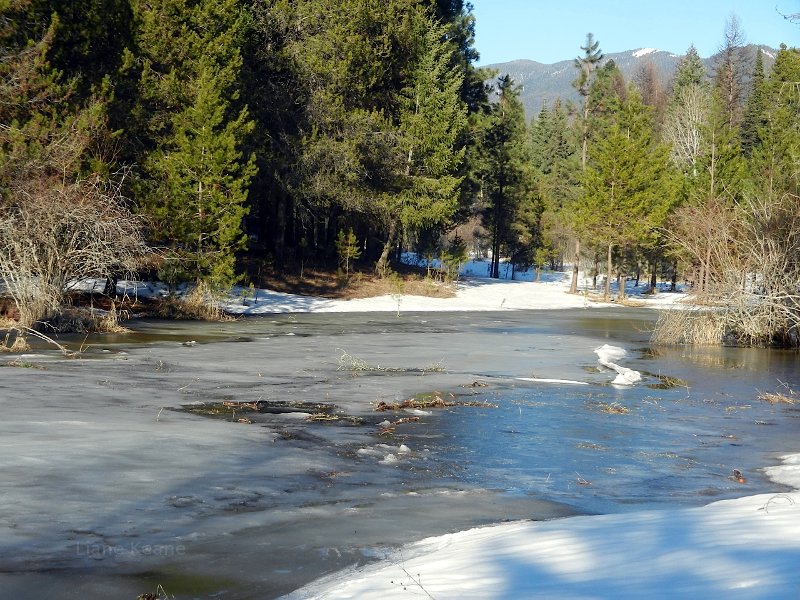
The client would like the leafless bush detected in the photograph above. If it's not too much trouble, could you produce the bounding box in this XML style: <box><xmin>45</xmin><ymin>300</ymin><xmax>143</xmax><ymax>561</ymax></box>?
<box><xmin>651</xmin><ymin>307</ymin><xmax>729</xmax><ymax>346</ymax></box>
<box><xmin>655</xmin><ymin>190</ymin><xmax>800</xmax><ymax>346</ymax></box>
<box><xmin>0</xmin><ymin>172</ymin><xmax>150</xmax><ymax>330</ymax></box>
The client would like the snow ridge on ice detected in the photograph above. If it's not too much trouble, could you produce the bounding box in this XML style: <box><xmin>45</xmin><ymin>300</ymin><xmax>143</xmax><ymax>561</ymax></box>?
<box><xmin>594</xmin><ymin>343</ymin><xmax>641</xmax><ymax>385</ymax></box>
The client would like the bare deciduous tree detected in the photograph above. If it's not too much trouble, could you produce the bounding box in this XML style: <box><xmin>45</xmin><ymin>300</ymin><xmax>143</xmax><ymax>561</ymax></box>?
<box><xmin>663</xmin><ymin>84</ymin><xmax>711</xmax><ymax>175</ymax></box>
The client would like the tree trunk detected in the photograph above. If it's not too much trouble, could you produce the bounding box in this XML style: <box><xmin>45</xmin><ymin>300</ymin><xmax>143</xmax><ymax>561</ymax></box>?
<box><xmin>604</xmin><ymin>242</ymin><xmax>612</xmax><ymax>301</ymax></box>
<box><xmin>650</xmin><ymin>263</ymin><xmax>657</xmax><ymax>291</ymax></box>
<box><xmin>671</xmin><ymin>260</ymin><xmax>678</xmax><ymax>291</ymax></box>
<box><xmin>569</xmin><ymin>239</ymin><xmax>580</xmax><ymax>293</ymax></box>
<box><xmin>376</xmin><ymin>219</ymin><xmax>397</xmax><ymax>277</ymax></box>
<box><xmin>273</xmin><ymin>186</ymin><xmax>287</xmax><ymax>274</ymax></box>
<box><xmin>490</xmin><ymin>188</ymin><xmax>503</xmax><ymax>279</ymax></box>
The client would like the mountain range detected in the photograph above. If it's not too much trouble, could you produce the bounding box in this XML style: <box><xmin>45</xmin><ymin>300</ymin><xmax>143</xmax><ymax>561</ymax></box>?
<box><xmin>485</xmin><ymin>45</ymin><xmax>777</xmax><ymax>117</ymax></box>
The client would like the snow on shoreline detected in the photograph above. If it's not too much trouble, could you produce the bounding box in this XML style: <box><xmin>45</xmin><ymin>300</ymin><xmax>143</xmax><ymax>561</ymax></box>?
<box><xmin>217</xmin><ymin>264</ymin><xmax>686</xmax><ymax>315</ymax></box>
<box><xmin>113</xmin><ymin>264</ymin><xmax>799</xmax><ymax>599</ymax></box>
<box><xmin>240</xmin><ymin>264</ymin><xmax>795</xmax><ymax>599</ymax></box>
<box><xmin>285</xmin><ymin>454</ymin><xmax>800</xmax><ymax>599</ymax></box>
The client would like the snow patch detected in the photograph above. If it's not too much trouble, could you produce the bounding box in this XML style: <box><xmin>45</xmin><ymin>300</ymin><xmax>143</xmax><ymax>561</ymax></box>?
<box><xmin>516</xmin><ymin>377</ymin><xmax>588</xmax><ymax>385</ymax></box>
<box><xmin>594</xmin><ymin>343</ymin><xmax>641</xmax><ymax>385</ymax></box>
<box><xmin>632</xmin><ymin>47</ymin><xmax>659</xmax><ymax>57</ymax></box>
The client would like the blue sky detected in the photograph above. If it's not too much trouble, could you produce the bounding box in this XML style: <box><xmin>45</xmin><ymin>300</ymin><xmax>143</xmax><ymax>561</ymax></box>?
<box><xmin>472</xmin><ymin>0</ymin><xmax>799</xmax><ymax>65</ymax></box>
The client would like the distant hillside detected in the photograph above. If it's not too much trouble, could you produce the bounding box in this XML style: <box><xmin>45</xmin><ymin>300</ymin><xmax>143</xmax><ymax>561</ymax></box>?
<box><xmin>485</xmin><ymin>45</ymin><xmax>777</xmax><ymax>117</ymax></box>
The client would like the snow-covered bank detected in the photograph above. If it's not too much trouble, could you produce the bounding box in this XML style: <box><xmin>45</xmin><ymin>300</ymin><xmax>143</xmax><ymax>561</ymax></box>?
<box><xmin>285</xmin><ymin>454</ymin><xmax>800</xmax><ymax>599</ymax></box>
<box><xmin>217</xmin><ymin>268</ymin><xmax>686</xmax><ymax>315</ymax></box>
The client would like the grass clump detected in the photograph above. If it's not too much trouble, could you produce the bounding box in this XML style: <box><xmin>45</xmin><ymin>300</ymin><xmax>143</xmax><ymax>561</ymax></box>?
<box><xmin>375</xmin><ymin>391</ymin><xmax>496</xmax><ymax>411</ymax></box>
<box><xmin>645</xmin><ymin>372</ymin><xmax>689</xmax><ymax>390</ymax></box>
<box><xmin>589</xmin><ymin>401</ymin><xmax>631</xmax><ymax>414</ymax></box>
<box><xmin>336</xmin><ymin>349</ymin><xmax>445</xmax><ymax>374</ymax></box>
<box><xmin>169</xmin><ymin>282</ymin><xmax>232</xmax><ymax>321</ymax></box>
<box><xmin>337</xmin><ymin>349</ymin><xmax>404</xmax><ymax>372</ymax></box>
<box><xmin>758</xmin><ymin>382</ymin><xmax>797</xmax><ymax>405</ymax></box>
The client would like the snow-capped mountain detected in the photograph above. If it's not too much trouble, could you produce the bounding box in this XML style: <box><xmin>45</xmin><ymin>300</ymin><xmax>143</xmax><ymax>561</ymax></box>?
<box><xmin>485</xmin><ymin>45</ymin><xmax>776</xmax><ymax>116</ymax></box>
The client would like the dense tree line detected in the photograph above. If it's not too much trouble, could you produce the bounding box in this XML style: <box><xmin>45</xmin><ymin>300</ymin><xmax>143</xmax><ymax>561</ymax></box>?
<box><xmin>0</xmin><ymin>0</ymin><xmax>488</xmax><ymax>293</ymax></box>
<box><xmin>527</xmin><ymin>21</ymin><xmax>800</xmax><ymax>345</ymax></box>
<box><xmin>1</xmin><ymin>2</ymin><xmax>798</xmax><ymax>344</ymax></box>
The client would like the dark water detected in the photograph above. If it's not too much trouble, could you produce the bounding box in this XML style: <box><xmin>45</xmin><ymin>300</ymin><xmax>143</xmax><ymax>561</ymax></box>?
<box><xmin>410</xmin><ymin>348</ymin><xmax>800</xmax><ymax>515</ymax></box>
<box><xmin>2</xmin><ymin>309</ymin><xmax>799</xmax><ymax>599</ymax></box>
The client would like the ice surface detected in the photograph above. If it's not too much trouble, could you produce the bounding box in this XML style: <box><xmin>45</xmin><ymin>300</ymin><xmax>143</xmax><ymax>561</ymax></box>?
<box><xmin>1</xmin><ymin>308</ymin><xmax>799</xmax><ymax>599</ymax></box>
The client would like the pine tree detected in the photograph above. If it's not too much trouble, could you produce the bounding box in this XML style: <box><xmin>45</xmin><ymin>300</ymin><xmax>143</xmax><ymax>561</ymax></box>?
<box><xmin>529</xmin><ymin>99</ymin><xmax>578</xmax><ymax>273</ymax></box>
<box><xmin>577</xmin><ymin>86</ymin><xmax>676</xmax><ymax>301</ymax></box>
<box><xmin>740</xmin><ymin>49</ymin><xmax>767</xmax><ymax>155</ymax></box>
<box><xmin>131</xmin><ymin>0</ymin><xmax>256</xmax><ymax>288</ymax></box>
<box><xmin>573</xmin><ymin>33</ymin><xmax>604</xmax><ymax>170</ymax></box>
<box><xmin>693</xmin><ymin>90</ymin><xmax>746</xmax><ymax>202</ymax></box>
<box><xmin>568</xmin><ymin>33</ymin><xmax>604</xmax><ymax>293</ymax></box>
<box><xmin>749</xmin><ymin>45</ymin><xmax>800</xmax><ymax>197</ymax></box>
<box><xmin>671</xmin><ymin>45</ymin><xmax>706</xmax><ymax>94</ymax></box>
<box><xmin>374</xmin><ymin>16</ymin><xmax>467</xmax><ymax>276</ymax></box>
<box><xmin>150</xmin><ymin>62</ymin><xmax>256</xmax><ymax>287</ymax></box>
<box><xmin>480</xmin><ymin>75</ymin><xmax>531</xmax><ymax>279</ymax></box>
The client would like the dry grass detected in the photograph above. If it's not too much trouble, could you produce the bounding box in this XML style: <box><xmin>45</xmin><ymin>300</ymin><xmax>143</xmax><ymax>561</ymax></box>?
<box><xmin>589</xmin><ymin>401</ymin><xmax>631</xmax><ymax>414</ymax></box>
<box><xmin>343</xmin><ymin>275</ymin><xmax>455</xmax><ymax>300</ymax></box>
<box><xmin>148</xmin><ymin>282</ymin><xmax>234</xmax><ymax>321</ymax></box>
<box><xmin>1</xmin><ymin>334</ymin><xmax>29</xmax><ymax>352</ymax></box>
<box><xmin>374</xmin><ymin>391</ymin><xmax>495</xmax><ymax>411</ymax></box>
<box><xmin>96</xmin><ymin>302</ymin><xmax>130</xmax><ymax>333</ymax></box>
<box><xmin>336</xmin><ymin>349</ymin><xmax>445</xmax><ymax>374</ymax></box>
<box><xmin>181</xmin><ymin>282</ymin><xmax>232</xmax><ymax>321</ymax></box>
<box><xmin>758</xmin><ymin>382</ymin><xmax>798</xmax><ymax>405</ymax></box>
<box><xmin>247</xmin><ymin>264</ymin><xmax>456</xmax><ymax>301</ymax></box>
<box><xmin>651</xmin><ymin>307</ymin><xmax>728</xmax><ymax>346</ymax></box>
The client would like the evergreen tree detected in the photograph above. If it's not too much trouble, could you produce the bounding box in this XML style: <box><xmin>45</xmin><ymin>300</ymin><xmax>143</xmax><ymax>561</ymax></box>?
<box><xmin>693</xmin><ymin>89</ymin><xmax>746</xmax><ymax>202</ymax></box>
<box><xmin>670</xmin><ymin>44</ymin><xmax>706</xmax><ymax>94</ymax></box>
<box><xmin>374</xmin><ymin>17</ymin><xmax>468</xmax><ymax>275</ymax></box>
<box><xmin>1</xmin><ymin>0</ymin><xmax>133</xmax><ymax>96</ymax></box>
<box><xmin>577</xmin><ymin>86</ymin><xmax>676</xmax><ymax>300</ymax></box>
<box><xmin>741</xmin><ymin>48</ymin><xmax>767</xmax><ymax>155</ymax></box>
<box><xmin>131</xmin><ymin>0</ymin><xmax>256</xmax><ymax>288</ymax></box>
<box><xmin>573</xmin><ymin>33</ymin><xmax>604</xmax><ymax>170</ymax></box>
<box><xmin>529</xmin><ymin>99</ymin><xmax>578</xmax><ymax>272</ymax></box>
<box><xmin>148</xmin><ymin>61</ymin><xmax>256</xmax><ymax>286</ymax></box>
<box><xmin>749</xmin><ymin>45</ymin><xmax>800</xmax><ymax>197</ymax></box>
<box><xmin>480</xmin><ymin>75</ymin><xmax>531</xmax><ymax>279</ymax></box>
<box><xmin>238</xmin><ymin>1</ymin><xmax>305</xmax><ymax>272</ymax></box>
<box><xmin>569</xmin><ymin>32</ymin><xmax>603</xmax><ymax>293</ymax></box>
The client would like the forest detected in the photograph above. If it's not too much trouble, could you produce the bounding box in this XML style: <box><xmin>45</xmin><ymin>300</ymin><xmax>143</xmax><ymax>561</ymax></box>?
<box><xmin>0</xmin><ymin>1</ymin><xmax>798</xmax><ymax>346</ymax></box>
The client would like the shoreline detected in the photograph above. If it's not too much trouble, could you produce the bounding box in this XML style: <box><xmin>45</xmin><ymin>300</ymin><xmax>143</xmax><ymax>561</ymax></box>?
<box><xmin>284</xmin><ymin>452</ymin><xmax>800</xmax><ymax>599</ymax></box>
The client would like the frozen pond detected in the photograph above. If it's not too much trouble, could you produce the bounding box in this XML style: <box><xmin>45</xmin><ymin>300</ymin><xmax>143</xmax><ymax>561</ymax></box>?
<box><xmin>1</xmin><ymin>309</ymin><xmax>799</xmax><ymax>599</ymax></box>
